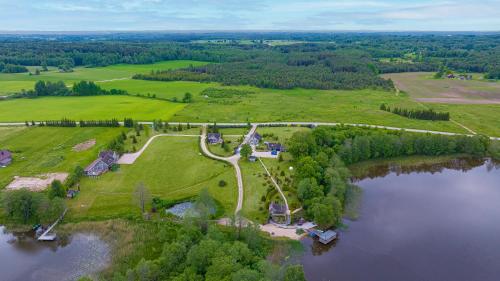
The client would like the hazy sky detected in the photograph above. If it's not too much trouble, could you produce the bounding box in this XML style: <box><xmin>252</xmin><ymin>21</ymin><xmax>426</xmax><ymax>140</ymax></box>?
<box><xmin>1</xmin><ymin>0</ymin><xmax>499</xmax><ymax>31</ymax></box>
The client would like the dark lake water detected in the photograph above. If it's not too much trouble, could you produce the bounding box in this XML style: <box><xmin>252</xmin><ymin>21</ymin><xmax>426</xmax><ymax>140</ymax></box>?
<box><xmin>302</xmin><ymin>158</ymin><xmax>500</xmax><ymax>281</ymax></box>
<box><xmin>0</xmin><ymin>227</ymin><xmax>110</xmax><ymax>281</ymax></box>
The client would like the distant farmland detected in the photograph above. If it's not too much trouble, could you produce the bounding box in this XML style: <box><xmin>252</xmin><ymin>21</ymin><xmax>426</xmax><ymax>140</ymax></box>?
<box><xmin>383</xmin><ymin>72</ymin><xmax>500</xmax><ymax>104</ymax></box>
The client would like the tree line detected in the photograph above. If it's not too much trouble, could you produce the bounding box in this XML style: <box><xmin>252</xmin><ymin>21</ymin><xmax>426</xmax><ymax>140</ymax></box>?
<box><xmin>286</xmin><ymin>126</ymin><xmax>494</xmax><ymax>229</ymax></box>
<box><xmin>0</xmin><ymin>62</ymin><xmax>28</xmax><ymax>73</ymax></box>
<box><xmin>26</xmin><ymin>118</ymin><xmax>128</xmax><ymax>128</ymax></box>
<box><xmin>380</xmin><ymin>104</ymin><xmax>450</xmax><ymax>121</ymax></box>
<box><xmin>11</xmin><ymin>80</ymin><xmax>128</xmax><ymax>99</ymax></box>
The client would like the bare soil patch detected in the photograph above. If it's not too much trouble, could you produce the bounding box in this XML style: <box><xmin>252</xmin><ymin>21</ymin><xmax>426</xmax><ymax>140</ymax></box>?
<box><xmin>73</xmin><ymin>139</ymin><xmax>96</xmax><ymax>152</ymax></box>
<box><xmin>6</xmin><ymin>173</ymin><xmax>69</xmax><ymax>191</ymax></box>
<box><xmin>384</xmin><ymin>72</ymin><xmax>500</xmax><ymax>104</ymax></box>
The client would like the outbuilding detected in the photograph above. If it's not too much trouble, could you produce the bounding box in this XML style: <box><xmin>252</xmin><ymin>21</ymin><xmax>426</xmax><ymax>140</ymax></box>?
<box><xmin>0</xmin><ymin>150</ymin><xmax>12</xmax><ymax>167</ymax></box>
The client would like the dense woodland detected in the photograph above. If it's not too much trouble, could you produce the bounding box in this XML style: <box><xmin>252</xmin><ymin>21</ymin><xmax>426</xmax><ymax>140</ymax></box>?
<box><xmin>287</xmin><ymin>126</ymin><xmax>492</xmax><ymax>228</ymax></box>
<box><xmin>0</xmin><ymin>33</ymin><xmax>498</xmax><ymax>90</ymax></box>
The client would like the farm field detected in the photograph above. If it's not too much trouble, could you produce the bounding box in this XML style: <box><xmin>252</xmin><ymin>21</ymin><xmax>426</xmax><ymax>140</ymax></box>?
<box><xmin>0</xmin><ymin>60</ymin><xmax>207</xmax><ymax>95</ymax></box>
<box><xmin>0</xmin><ymin>95</ymin><xmax>185</xmax><ymax>122</ymax></box>
<box><xmin>0</xmin><ymin>127</ymin><xmax>123</xmax><ymax>188</ymax></box>
<box><xmin>102</xmin><ymin>79</ymin><xmax>467</xmax><ymax>133</ymax></box>
<box><xmin>67</xmin><ymin>137</ymin><xmax>237</xmax><ymax>221</ymax></box>
<box><xmin>383</xmin><ymin>72</ymin><xmax>500</xmax><ymax>104</ymax></box>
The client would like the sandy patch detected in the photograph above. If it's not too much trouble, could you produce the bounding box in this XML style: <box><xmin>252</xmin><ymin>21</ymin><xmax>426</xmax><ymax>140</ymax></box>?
<box><xmin>6</xmin><ymin>173</ymin><xmax>69</xmax><ymax>191</ymax></box>
<box><xmin>73</xmin><ymin>139</ymin><xmax>96</xmax><ymax>152</ymax></box>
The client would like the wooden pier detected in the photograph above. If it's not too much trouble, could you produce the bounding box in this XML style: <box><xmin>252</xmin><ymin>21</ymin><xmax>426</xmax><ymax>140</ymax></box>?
<box><xmin>37</xmin><ymin>208</ymin><xmax>68</xmax><ymax>241</ymax></box>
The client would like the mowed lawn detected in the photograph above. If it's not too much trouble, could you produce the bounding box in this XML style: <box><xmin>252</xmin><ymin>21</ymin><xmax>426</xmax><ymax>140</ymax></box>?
<box><xmin>0</xmin><ymin>95</ymin><xmax>185</xmax><ymax>122</ymax></box>
<box><xmin>0</xmin><ymin>127</ymin><xmax>123</xmax><ymax>188</ymax></box>
<box><xmin>0</xmin><ymin>60</ymin><xmax>207</xmax><ymax>95</ymax></box>
<box><xmin>68</xmin><ymin>137</ymin><xmax>237</xmax><ymax>220</ymax></box>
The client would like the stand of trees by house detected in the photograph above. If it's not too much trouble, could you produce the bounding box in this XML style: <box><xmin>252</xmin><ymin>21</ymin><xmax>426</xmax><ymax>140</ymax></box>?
<box><xmin>287</xmin><ymin>126</ymin><xmax>492</xmax><ymax>229</ymax></box>
<box><xmin>380</xmin><ymin>104</ymin><xmax>450</xmax><ymax>121</ymax></box>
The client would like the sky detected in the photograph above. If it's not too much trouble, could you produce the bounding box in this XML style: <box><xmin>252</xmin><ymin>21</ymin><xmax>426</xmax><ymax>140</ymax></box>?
<box><xmin>0</xmin><ymin>0</ymin><xmax>499</xmax><ymax>31</ymax></box>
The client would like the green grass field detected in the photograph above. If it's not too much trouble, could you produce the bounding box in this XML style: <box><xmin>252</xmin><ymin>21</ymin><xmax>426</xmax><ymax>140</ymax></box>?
<box><xmin>0</xmin><ymin>127</ymin><xmax>123</xmax><ymax>188</ymax></box>
<box><xmin>102</xmin><ymin>79</ymin><xmax>467</xmax><ymax>133</ymax></box>
<box><xmin>0</xmin><ymin>95</ymin><xmax>185</xmax><ymax>122</ymax></box>
<box><xmin>68</xmin><ymin>137</ymin><xmax>237</xmax><ymax>220</ymax></box>
<box><xmin>0</xmin><ymin>60</ymin><xmax>207</xmax><ymax>95</ymax></box>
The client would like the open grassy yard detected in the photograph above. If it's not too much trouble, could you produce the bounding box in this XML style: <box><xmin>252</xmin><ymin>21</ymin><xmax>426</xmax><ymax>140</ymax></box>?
<box><xmin>0</xmin><ymin>127</ymin><xmax>123</xmax><ymax>188</ymax></box>
<box><xmin>0</xmin><ymin>60</ymin><xmax>207</xmax><ymax>95</ymax></box>
<box><xmin>68</xmin><ymin>137</ymin><xmax>237</xmax><ymax>220</ymax></box>
<box><xmin>0</xmin><ymin>95</ymin><xmax>185</xmax><ymax>122</ymax></box>
<box><xmin>383</xmin><ymin>72</ymin><xmax>500</xmax><ymax>103</ymax></box>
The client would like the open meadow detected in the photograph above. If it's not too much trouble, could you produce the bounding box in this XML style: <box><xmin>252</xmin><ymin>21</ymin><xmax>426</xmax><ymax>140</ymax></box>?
<box><xmin>0</xmin><ymin>60</ymin><xmax>207</xmax><ymax>95</ymax></box>
<box><xmin>102</xmin><ymin>79</ymin><xmax>468</xmax><ymax>133</ymax></box>
<box><xmin>67</xmin><ymin>137</ymin><xmax>237</xmax><ymax>221</ymax></box>
<box><xmin>0</xmin><ymin>127</ymin><xmax>123</xmax><ymax>188</ymax></box>
<box><xmin>0</xmin><ymin>95</ymin><xmax>185</xmax><ymax>122</ymax></box>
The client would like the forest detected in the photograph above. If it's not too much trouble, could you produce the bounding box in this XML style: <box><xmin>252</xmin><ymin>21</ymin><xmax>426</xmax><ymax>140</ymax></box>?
<box><xmin>0</xmin><ymin>33</ymin><xmax>498</xmax><ymax>89</ymax></box>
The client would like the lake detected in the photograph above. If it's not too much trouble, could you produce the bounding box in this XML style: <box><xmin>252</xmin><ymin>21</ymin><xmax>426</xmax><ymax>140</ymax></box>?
<box><xmin>302</xmin><ymin>158</ymin><xmax>500</xmax><ymax>281</ymax></box>
<box><xmin>0</xmin><ymin>227</ymin><xmax>110</xmax><ymax>281</ymax></box>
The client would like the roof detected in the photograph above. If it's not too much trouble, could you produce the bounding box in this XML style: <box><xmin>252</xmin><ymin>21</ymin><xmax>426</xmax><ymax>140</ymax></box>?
<box><xmin>99</xmin><ymin>150</ymin><xmax>118</xmax><ymax>166</ymax></box>
<box><xmin>251</xmin><ymin>133</ymin><xmax>262</xmax><ymax>140</ymax></box>
<box><xmin>317</xmin><ymin>230</ymin><xmax>337</xmax><ymax>240</ymax></box>
<box><xmin>266</xmin><ymin>142</ymin><xmax>284</xmax><ymax>151</ymax></box>
<box><xmin>207</xmin><ymin>133</ymin><xmax>222</xmax><ymax>143</ymax></box>
<box><xmin>85</xmin><ymin>158</ymin><xmax>108</xmax><ymax>173</ymax></box>
<box><xmin>269</xmin><ymin>202</ymin><xmax>287</xmax><ymax>214</ymax></box>
<box><xmin>0</xmin><ymin>150</ymin><xmax>12</xmax><ymax>161</ymax></box>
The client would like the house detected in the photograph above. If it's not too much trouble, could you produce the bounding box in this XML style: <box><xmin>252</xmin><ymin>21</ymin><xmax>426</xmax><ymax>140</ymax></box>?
<box><xmin>309</xmin><ymin>229</ymin><xmax>338</xmax><ymax>244</ymax></box>
<box><xmin>446</xmin><ymin>74</ymin><xmax>455</xmax><ymax>79</ymax></box>
<box><xmin>249</xmin><ymin>155</ymin><xmax>257</xmax><ymax>162</ymax></box>
<box><xmin>249</xmin><ymin>132</ymin><xmax>262</xmax><ymax>145</ymax></box>
<box><xmin>85</xmin><ymin>150</ymin><xmax>119</xmax><ymax>177</ymax></box>
<box><xmin>0</xmin><ymin>150</ymin><xmax>12</xmax><ymax>167</ymax></box>
<box><xmin>269</xmin><ymin>202</ymin><xmax>287</xmax><ymax>223</ymax></box>
<box><xmin>317</xmin><ymin>230</ymin><xmax>337</xmax><ymax>244</ymax></box>
<box><xmin>265</xmin><ymin>142</ymin><xmax>285</xmax><ymax>153</ymax></box>
<box><xmin>99</xmin><ymin>150</ymin><xmax>119</xmax><ymax>166</ymax></box>
<box><xmin>207</xmin><ymin>133</ymin><xmax>223</xmax><ymax>144</ymax></box>
<box><xmin>66</xmin><ymin>189</ymin><xmax>78</xmax><ymax>199</ymax></box>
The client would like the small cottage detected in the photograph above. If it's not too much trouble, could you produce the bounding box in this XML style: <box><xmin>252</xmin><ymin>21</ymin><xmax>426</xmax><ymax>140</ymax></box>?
<box><xmin>249</xmin><ymin>155</ymin><xmax>257</xmax><ymax>162</ymax></box>
<box><xmin>269</xmin><ymin>202</ymin><xmax>287</xmax><ymax>223</ymax></box>
<box><xmin>66</xmin><ymin>189</ymin><xmax>78</xmax><ymax>199</ymax></box>
<box><xmin>85</xmin><ymin>150</ymin><xmax>119</xmax><ymax>177</ymax></box>
<box><xmin>0</xmin><ymin>150</ymin><xmax>12</xmax><ymax>167</ymax></box>
<box><xmin>249</xmin><ymin>132</ymin><xmax>262</xmax><ymax>145</ymax></box>
<box><xmin>207</xmin><ymin>133</ymin><xmax>223</xmax><ymax>144</ymax></box>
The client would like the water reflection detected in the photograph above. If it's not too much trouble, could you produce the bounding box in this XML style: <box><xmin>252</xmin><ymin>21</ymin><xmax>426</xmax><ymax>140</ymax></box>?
<box><xmin>302</xmin><ymin>157</ymin><xmax>500</xmax><ymax>281</ymax></box>
<box><xmin>351</xmin><ymin>157</ymin><xmax>499</xmax><ymax>181</ymax></box>
<box><xmin>0</xmin><ymin>226</ymin><xmax>110</xmax><ymax>281</ymax></box>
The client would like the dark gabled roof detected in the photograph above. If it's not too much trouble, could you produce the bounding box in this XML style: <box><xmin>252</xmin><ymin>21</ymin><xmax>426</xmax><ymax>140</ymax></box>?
<box><xmin>266</xmin><ymin>142</ymin><xmax>284</xmax><ymax>151</ymax></box>
<box><xmin>207</xmin><ymin>133</ymin><xmax>222</xmax><ymax>144</ymax></box>
<box><xmin>99</xmin><ymin>150</ymin><xmax>118</xmax><ymax>166</ymax></box>
<box><xmin>269</xmin><ymin>202</ymin><xmax>287</xmax><ymax>214</ymax></box>
<box><xmin>0</xmin><ymin>150</ymin><xmax>12</xmax><ymax>161</ymax></box>
<box><xmin>84</xmin><ymin>158</ymin><xmax>108</xmax><ymax>173</ymax></box>
<box><xmin>252</xmin><ymin>133</ymin><xmax>262</xmax><ymax>140</ymax></box>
